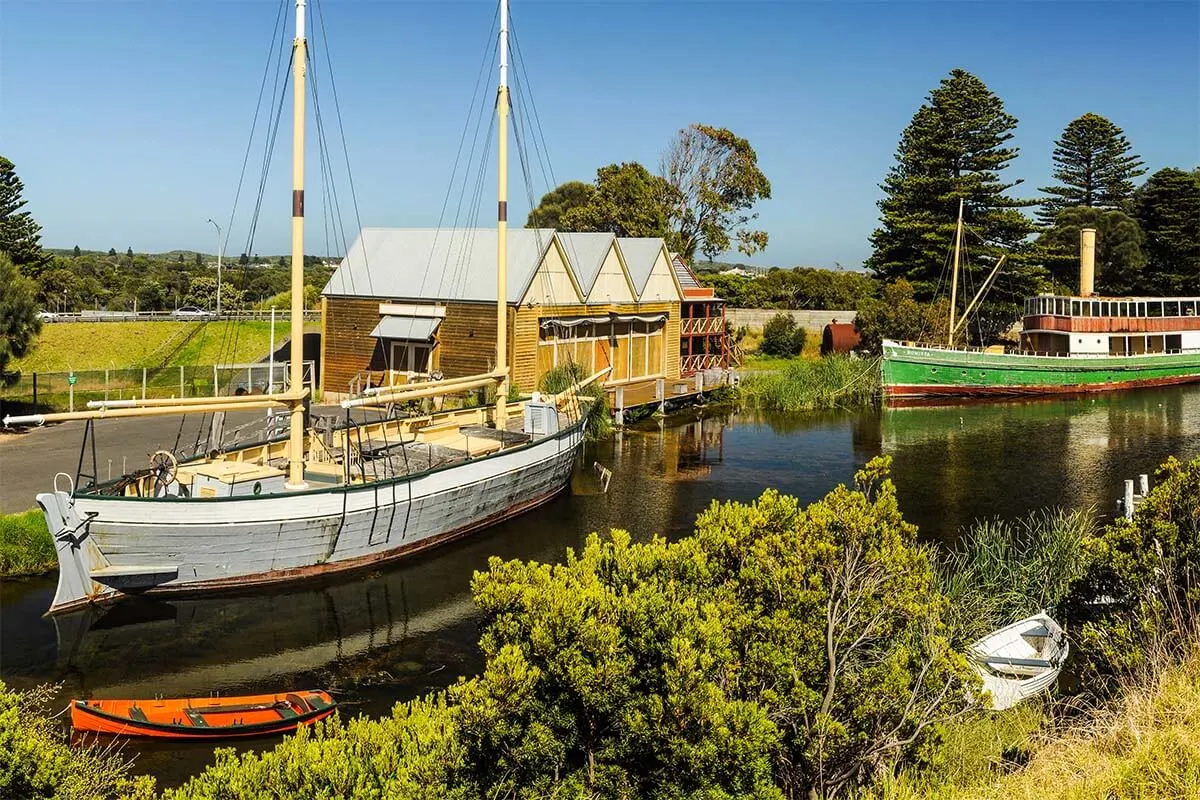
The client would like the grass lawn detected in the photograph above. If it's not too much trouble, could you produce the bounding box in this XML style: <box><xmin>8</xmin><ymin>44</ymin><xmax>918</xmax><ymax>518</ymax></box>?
<box><xmin>0</xmin><ymin>510</ymin><xmax>55</xmax><ymax>577</ymax></box>
<box><xmin>12</xmin><ymin>320</ymin><xmax>318</xmax><ymax>372</ymax></box>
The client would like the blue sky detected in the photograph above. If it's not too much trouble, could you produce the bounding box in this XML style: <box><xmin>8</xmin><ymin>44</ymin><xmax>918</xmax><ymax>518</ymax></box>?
<box><xmin>1</xmin><ymin>0</ymin><xmax>1196</xmax><ymax>269</ymax></box>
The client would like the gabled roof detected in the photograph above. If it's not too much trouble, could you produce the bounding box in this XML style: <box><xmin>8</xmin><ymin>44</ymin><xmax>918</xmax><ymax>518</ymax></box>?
<box><xmin>617</xmin><ymin>237</ymin><xmax>667</xmax><ymax>294</ymax></box>
<box><xmin>672</xmin><ymin>255</ymin><xmax>702</xmax><ymax>290</ymax></box>
<box><xmin>555</xmin><ymin>232</ymin><xmax>615</xmax><ymax>295</ymax></box>
<box><xmin>323</xmin><ymin>227</ymin><xmax>556</xmax><ymax>303</ymax></box>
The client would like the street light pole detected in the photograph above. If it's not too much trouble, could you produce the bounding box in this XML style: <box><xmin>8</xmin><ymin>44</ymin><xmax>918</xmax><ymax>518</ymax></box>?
<box><xmin>206</xmin><ymin>218</ymin><xmax>223</xmax><ymax>315</ymax></box>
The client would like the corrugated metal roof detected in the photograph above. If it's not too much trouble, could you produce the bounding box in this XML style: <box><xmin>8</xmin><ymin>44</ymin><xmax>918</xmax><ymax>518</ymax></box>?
<box><xmin>369</xmin><ymin>315</ymin><xmax>441</xmax><ymax>341</ymax></box>
<box><xmin>556</xmin><ymin>232</ymin><xmax>615</xmax><ymax>295</ymax></box>
<box><xmin>617</xmin><ymin>237</ymin><xmax>665</xmax><ymax>293</ymax></box>
<box><xmin>323</xmin><ymin>227</ymin><xmax>556</xmax><ymax>303</ymax></box>
<box><xmin>672</xmin><ymin>255</ymin><xmax>701</xmax><ymax>289</ymax></box>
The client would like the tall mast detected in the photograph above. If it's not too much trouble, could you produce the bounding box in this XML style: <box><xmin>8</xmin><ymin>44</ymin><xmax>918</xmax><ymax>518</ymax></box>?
<box><xmin>947</xmin><ymin>198</ymin><xmax>964</xmax><ymax>348</ymax></box>
<box><xmin>494</xmin><ymin>0</ymin><xmax>509</xmax><ymax>425</ymax></box>
<box><xmin>287</xmin><ymin>0</ymin><xmax>309</xmax><ymax>488</ymax></box>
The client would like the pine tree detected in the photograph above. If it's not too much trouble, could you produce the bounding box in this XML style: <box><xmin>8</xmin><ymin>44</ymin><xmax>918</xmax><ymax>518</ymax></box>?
<box><xmin>867</xmin><ymin>69</ymin><xmax>1039</xmax><ymax>340</ymax></box>
<box><xmin>195</xmin><ymin>252</ymin><xmax>203</xmax><ymax>267</ymax></box>
<box><xmin>1135</xmin><ymin>167</ymin><xmax>1200</xmax><ymax>295</ymax></box>
<box><xmin>126</xmin><ymin>246</ymin><xmax>133</xmax><ymax>258</ymax></box>
<box><xmin>1038</xmin><ymin>113</ymin><xmax>1145</xmax><ymax>224</ymax></box>
<box><xmin>0</xmin><ymin>156</ymin><xmax>52</xmax><ymax>277</ymax></box>
<box><xmin>108</xmin><ymin>248</ymin><xmax>117</xmax><ymax>257</ymax></box>
<box><xmin>72</xmin><ymin>245</ymin><xmax>81</xmax><ymax>258</ymax></box>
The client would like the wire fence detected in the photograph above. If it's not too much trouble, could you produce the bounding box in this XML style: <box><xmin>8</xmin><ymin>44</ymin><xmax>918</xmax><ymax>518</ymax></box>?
<box><xmin>39</xmin><ymin>310</ymin><xmax>321</xmax><ymax>323</ymax></box>
<box><xmin>0</xmin><ymin>361</ymin><xmax>315</xmax><ymax>416</ymax></box>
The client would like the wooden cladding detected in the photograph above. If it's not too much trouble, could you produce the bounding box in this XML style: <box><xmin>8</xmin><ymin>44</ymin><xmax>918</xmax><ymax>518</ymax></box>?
<box><xmin>323</xmin><ymin>296</ymin><xmax>680</xmax><ymax>396</ymax></box>
<box><xmin>1024</xmin><ymin>315</ymin><xmax>1200</xmax><ymax>334</ymax></box>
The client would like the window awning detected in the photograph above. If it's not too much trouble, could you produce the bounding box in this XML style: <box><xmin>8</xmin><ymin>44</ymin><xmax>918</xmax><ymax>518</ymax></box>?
<box><xmin>613</xmin><ymin>313</ymin><xmax>667</xmax><ymax>324</ymax></box>
<box><xmin>540</xmin><ymin>316</ymin><xmax>610</xmax><ymax>330</ymax></box>
<box><xmin>369</xmin><ymin>315</ymin><xmax>441</xmax><ymax>341</ymax></box>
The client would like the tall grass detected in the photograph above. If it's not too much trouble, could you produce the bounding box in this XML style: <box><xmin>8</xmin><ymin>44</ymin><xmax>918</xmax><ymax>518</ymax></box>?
<box><xmin>539</xmin><ymin>362</ymin><xmax>612</xmax><ymax>441</ymax></box>
<box><xmin>868</xmin><ymin>641</ymin><xmax>1200</xmax><ymax>800</ymax></box>
<box><xmin>738</xmin><ymin>354</ymin><xmax>880</xmax><ymax>412</ymax></box>
<box><xmin>0</xmin><ymin>509</ymin><xmax>55</xmax><ymax>577</ymax></box>
<box><xmin>931</xmin><ymin>508</ymin><xmax>1096</xmax><ymax>649</ymax></box>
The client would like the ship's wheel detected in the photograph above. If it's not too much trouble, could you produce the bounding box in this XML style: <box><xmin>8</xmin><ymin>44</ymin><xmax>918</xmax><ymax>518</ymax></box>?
<box><xmin>149</xmin><ymin>449</ymin><xmax>178</xmax><ymax>487</ymax></box>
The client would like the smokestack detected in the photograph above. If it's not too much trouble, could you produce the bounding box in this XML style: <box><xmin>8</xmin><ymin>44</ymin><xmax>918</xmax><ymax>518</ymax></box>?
<box><xmin>1079</xmin><ymin>227</ymin><xmax>1096</xmax><ymax>297</ymax></box>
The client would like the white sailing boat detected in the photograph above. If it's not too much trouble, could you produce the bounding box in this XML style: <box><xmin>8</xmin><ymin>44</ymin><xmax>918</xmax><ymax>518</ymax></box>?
<box><xmin>5</xmin><ymin>0</ymin><xmax>601</xmax><ymax>616</ymax></box>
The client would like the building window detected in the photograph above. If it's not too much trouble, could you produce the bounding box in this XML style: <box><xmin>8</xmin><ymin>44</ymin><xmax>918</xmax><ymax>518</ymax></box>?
<box><xmin>389</xmin><ymin>341</ymin><xmax>432</xmax><ymax>373</ymax></box>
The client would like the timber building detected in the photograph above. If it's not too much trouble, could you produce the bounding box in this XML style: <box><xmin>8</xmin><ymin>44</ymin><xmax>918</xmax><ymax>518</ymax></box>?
<box><xmin>320</xmin><ymin>228</ymin><xmax>686</xmax><ymax>397</ymax></box>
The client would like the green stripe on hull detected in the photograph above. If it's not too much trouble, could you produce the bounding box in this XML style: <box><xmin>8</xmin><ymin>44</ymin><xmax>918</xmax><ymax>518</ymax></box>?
<box><xmin>882</xmin><ymin>342</ymin><xmax>1200</xmax><ymax>398</ymax></box>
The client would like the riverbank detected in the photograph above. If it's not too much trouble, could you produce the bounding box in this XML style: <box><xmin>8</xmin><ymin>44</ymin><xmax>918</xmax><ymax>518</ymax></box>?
<box><xmin>738</xmin><ymin>353</ymin><xmax>880</xmax><ymax>411</ymax></box>
<box><xmin>0</xmin><ymin>510</ymin><xmax>54</xmax><ymax>577</ymax></box>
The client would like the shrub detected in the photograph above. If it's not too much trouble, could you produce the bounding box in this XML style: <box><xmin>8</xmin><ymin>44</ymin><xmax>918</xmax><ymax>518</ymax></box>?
<box><xmin>0</xmin><ymin>680</ymin><xmax>155</xmax><ymax>799</ymax></box>
<box><xmin>760</xmin><ymin>313</ymin><xmax>806</xmax><ymax>356</ymax></box>
<box><xmin>1066</xmin><ymin>455</ymin><xmax>1200</xmax><ymax>683</ymax></box>
<box><xmin>538</xmin><ymin>361</ymin><xmax>611</xmax><ymax>440</ymax></box>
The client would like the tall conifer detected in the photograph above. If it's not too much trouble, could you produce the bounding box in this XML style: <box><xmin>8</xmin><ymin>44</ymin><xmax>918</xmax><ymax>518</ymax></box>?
<box><xmin>867</xmin><ymin>69</ymin><xmax>1039</xmax><ymax>339</ymax></box>
<box><xmin>1135</xmin><ymin>168</ymin><xmax>1200</xmax><ymax>295</ymax></box>
<box><xmin>1038</xmin><ymin>113</ymin><xmax>1145</xmax><ymax>224</ymax></box>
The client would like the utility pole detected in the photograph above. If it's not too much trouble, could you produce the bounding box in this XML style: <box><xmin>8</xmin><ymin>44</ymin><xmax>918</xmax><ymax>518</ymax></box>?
<box><xmin>207</xmin><ymin>218</ymin><xmax>224</xmax><ymax>315</ymax></box>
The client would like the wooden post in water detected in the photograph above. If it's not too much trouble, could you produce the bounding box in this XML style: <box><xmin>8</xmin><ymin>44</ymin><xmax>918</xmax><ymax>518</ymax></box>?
<box><xmin>614</xmin><ymin>386</ymin><xmax>625</xmax><ymax>427</ymax></box>
<box><xmin>656</xmin><ymin>377</ymin><xmax>665</xmax><ymax>415</ymax></box>
<box><xmin>1139</xmin><ymin>474</ymin><xmax>1149</xmax><ymax>497</ymax></box>
<box><xmin>1124</xmin><ymin>479</ymin><xmax>1135</xmax><ymax>520</ymax></box>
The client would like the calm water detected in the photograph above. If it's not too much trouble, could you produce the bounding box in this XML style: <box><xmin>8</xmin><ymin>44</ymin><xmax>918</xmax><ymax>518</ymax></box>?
<box><xmin>3</xmin><ymin>385</ymin><xmax>1199</xmax><ymax>786</ymax></box>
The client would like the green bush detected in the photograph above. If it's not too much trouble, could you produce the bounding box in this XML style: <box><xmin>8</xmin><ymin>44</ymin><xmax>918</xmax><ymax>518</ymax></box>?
<box><xmin>538</xmin><ymin>361</ymin><xmax>611</xmax><ymax>440</ymax></box>
<box><xmin>0</xmin><ymin>680</ymin><xmax>155</xmax><ymax>799</ymax></box>
<box><xmin>760</xmin><ymin>313</ymin><xmax>806</xmax><ymax>356</ymax></box>
<box><xmin>0</xmin><ymin>509</ymin><xmax>55</xmax><ymax>577</ymax></box>
<box><xmin>1066</xmin><ymin>455</ymin><xmax>1200</xmax><ymax>683</ymax></box>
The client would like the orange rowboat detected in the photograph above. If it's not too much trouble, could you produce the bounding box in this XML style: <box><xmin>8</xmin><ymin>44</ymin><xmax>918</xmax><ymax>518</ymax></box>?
<box><xmin>70</xmin><ymin>690</ymin><xmax>336</xmax><ymax>739</ymax></box>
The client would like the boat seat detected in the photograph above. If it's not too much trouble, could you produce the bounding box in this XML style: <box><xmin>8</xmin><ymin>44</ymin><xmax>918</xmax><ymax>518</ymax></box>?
<box><xmin>184</xmin><ymin>708</ymin><xmax>210</xmax><ymax>727</ymax></box>
<box><xmin>276</xmin><ymin>704</ymin><xmax>299</xmax><ymax>719</ymax></box>
<box><xmin>308</xmin><ymin>694</ymin><xmax>332</xmax><ymax>711</ymax></box>
<box><xmin>285</xmin><ymin>692</ymin><xmax>311</xmax><ymax>712</ymax></box>
<box><xmin>981</xmin><ymin>655</ymin><xmax>1052</xmax><ymax>668</ymax></box>
<box><xmin>128</xmin><ymin>706</ymin><xmax>149</xmax><ymax>723</ymax></box>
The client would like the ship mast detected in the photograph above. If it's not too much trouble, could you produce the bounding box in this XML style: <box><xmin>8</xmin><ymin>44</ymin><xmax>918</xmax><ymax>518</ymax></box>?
<box><xmin>494</xmin><ymin>0</ymin><xmax>510</xmax><ymax>426</ymax></box>
<box><xmin>947</xmin><ymin>198</ymin><xmax>964</xmax><ymax>348</ymax></box>
<box><xmin>287</xmin><ymin>0</ymin><xmax>309</xmax><ymax>488</ymax></box>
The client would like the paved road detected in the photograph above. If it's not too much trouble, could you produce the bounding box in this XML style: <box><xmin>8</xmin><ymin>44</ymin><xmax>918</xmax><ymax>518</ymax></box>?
<box><xmin>0</xmin><ymin>411</ymin><xmax>271</xmax><ymax>513</ymax></box>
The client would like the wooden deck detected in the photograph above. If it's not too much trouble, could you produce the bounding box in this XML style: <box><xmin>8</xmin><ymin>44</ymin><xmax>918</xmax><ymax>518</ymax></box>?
<box><xmin>603</xmin><ymin>371</ymin><xmax>732</xmax><ymax>423</ymax></box>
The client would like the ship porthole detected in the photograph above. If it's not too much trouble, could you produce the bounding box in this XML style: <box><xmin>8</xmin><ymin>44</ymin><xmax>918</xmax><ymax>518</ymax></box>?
<box><xmin>931</xmin><ymin>368</ymin><xmax>938</xmax><ymax>374</ymax></box>
<box><xmin>253</xmin><ymin>481</ymin><xmax>263</xmax><ymax>496</ymax></box>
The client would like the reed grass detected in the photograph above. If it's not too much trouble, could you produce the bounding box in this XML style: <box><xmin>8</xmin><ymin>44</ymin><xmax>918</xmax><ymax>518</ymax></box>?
<box><xmin>930</xmin><ymin>507</ymin><xmax>1096</xmax><ymax>648</ymax></box>
<box><xmin>0</xmin><ymin>509</ymin><xmax>55</xmax><ymax>577</ymax></box>
<box><xmin>539</xmin><ymin>362</ymin><xmax>612</xmax><ymax>441</ymax></box>
<box><xmin>738</xmin><ymin>354</ymin><xmax>880</xmax><ymax>412</ymax></box>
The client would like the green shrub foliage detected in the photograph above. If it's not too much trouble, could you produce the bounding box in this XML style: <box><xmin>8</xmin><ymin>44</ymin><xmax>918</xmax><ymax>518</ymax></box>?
<box><xmin>760</xmin><ymin>313</ymin><xmax>806</xmax><ymax>357</ymax></box>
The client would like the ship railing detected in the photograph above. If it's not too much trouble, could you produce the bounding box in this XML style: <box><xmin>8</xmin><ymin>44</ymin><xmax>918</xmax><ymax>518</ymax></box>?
<box><xmin>889</xmin><ymin>340</ymin><xmax>1200</xmax><ymax>359</ymax></box>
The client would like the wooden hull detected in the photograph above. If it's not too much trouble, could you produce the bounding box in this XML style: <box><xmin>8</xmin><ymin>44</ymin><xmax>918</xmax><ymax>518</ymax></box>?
<box><xmin>882</xmin><ymin>340</ymin><xmax>1200</xmax><ymax>400</ymax></box>
<box><xmin>71</xmin><ymin>690</ymin><xmax>335</xmax><ymax>738</ymax></box>
<box><xmin>969</xmin><ymin>613</ymin><xmax>1068</xmax><ymax>711</ymax></box>
<box><xmin>39</xmin><ymin>418</ymin><xmax>585</xmax><ymax>615</ymax></box>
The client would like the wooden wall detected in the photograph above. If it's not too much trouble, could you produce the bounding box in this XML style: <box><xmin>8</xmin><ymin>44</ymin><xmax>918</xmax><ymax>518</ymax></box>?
<box><xmin>322</xmin><ymin>297</ymin><xmax>387</xmax><ymax>394</ymax></box>
<box><xmin>323</xmin><ymin>297</ymin><xmax>680</xmax><ymax>396</ymax></box>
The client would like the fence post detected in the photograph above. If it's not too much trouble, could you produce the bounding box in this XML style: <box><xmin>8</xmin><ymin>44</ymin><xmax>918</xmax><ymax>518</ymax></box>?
<box><xmin>69</xmin><ymin>379</ymin><xmax>74</xmax><ymax>413</ymax></box>
<box><xmin>104</xmin><ymin>367</ymin><xmax>109</xmax><ymax>403</ymax></box>
<box><xmin>32</xmin><ymin>373</ymin><xmax>37</xmax><ymax>409</ymax></box>
<box><xmin>142</xmin><ymin>368</ymin><xmax>147</xmax><ymax>400</ymax></box>
<box><xmin>213</xmin><ymin>365</ymin><xmax>219</xmax><ymax>397</ymax></box>
<box><xmin>180</xmin><ymin>365</ymin><xmax>184</xmax><ymax>398</ymax></box>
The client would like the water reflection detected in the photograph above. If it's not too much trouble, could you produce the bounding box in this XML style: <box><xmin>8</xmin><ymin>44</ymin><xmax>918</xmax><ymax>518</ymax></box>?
<box><xmin>2</xmin><ymin>385</ymin><xmax>1199</xmax><ymax>786</ymax></box>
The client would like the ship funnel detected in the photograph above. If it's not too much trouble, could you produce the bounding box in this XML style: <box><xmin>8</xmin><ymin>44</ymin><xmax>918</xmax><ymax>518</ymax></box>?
<box><xmin>1079</xmin><ymin>227</ymin><xmax>1096</xmax><ymax>297</ymax></box>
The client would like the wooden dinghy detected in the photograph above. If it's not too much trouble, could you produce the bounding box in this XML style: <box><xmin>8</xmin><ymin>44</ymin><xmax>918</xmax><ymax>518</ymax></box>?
<box><xmin>968</xmin><ymin>612</ymin><xmax>1069</xmax><ymax>711</ymax></box>
<box><xmin>71</xmin><ymin>690</ymin><xmax>336</xmax><ymax>739</ymax></box>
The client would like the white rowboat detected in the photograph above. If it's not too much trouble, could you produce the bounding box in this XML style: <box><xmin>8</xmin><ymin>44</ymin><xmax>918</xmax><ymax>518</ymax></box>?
<box><xmin>968</xmin><ymin>612</ymin><xmax>1069</xmax><ymax>711</ymax></box>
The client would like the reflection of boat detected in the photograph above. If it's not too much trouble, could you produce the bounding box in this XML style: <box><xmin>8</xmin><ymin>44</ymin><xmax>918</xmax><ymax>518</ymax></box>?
<box><xmin>968</xmin><ymin>613</ymin><xmax>1068</xmax><ymax>711</ymax></box>
<box><xmin>6</xmin><ymin>0</ymin><xmax>596</xmax><ymax>616</ymax></box>
<box><xmin>883</xmin><ymin>220</ymin><xmax>1200</xmax><ymax>400</ymax></box>
<box><xmin>71</xmin><ymin>690</ymin><xmax>335</xmax><ymax>739</ymax></box>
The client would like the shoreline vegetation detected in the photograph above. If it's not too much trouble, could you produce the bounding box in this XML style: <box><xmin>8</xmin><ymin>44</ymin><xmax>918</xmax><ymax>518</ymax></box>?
<box><xmin>0</xmin><ymin>509</ymin><xmax>54</xmax><ymax>577</ymax></box>
<box><xmin>4</xmin><ymin>454</ymin><xmax>1197</xmax><ymax>799</ymax></box>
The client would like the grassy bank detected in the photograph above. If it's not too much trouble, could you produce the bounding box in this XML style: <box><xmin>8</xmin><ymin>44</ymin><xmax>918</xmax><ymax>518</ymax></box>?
<box><xmin>868</xmin><ymin>643</ymin><xmax>1200</xmax><ymax>800</ymax></box>
<box><xmin>11</xmin><ymin>320</ymin><xmax>318</xmax><ymax>373</ymax></box>
<box><xmin>738</xmin><ymin>353</ymin><xmax>880</xmax><ymax>411</ymax></box>
<box><xmin>0</xmin><ymin>510</ymin><xmax>55</xmax><ymax>577</ymax></box>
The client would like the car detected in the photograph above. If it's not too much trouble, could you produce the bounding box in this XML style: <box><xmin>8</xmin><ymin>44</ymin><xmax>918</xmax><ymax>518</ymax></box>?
<box><xmin>36</xmin><ymin>311</ymin><xmax>58</xmax><ymax>322</ymax></box>
<box><xmin>172</xmin><ymin>306</ymin><xmax>213</xmax><ymax>318</ymax></box>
